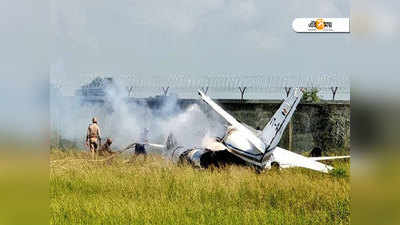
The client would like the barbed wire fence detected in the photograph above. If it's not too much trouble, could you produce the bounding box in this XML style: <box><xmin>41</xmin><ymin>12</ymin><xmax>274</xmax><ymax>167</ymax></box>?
<box><xmin>51</xmin><ymin>74</ymin><xmax>350</xmax><ymax>100</ymax></box>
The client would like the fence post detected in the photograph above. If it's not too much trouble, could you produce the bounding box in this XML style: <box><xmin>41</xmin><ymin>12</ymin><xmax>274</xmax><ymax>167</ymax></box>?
<box><xmin>201</xmin><ymin>86</ymin><xmax>209</xmax><ymax>94</ymax></box>
<box><xmin>162</xmin><ymin>87</ymin><xmax>169</xmax><ymax>96</ymax></box>
<box><xmin>239</xmin><ymin>87</ymin><xmax>247</xmax><ymax>102</ymax></box>
<box><xmin>127</xmin><ymin>86</ymin><xmax>134</xmax><ymax>97</ymax></box>
<box><xmin>284</xmin><ymin>87</ymin><xmax>292</xmax><ymax>97</ymax></box>
<box><xmin>330</xmin><ymin>87</ymin><xmax>338</xmax><ymax>100</ymax></box>
<box><xmin>284</xmin><ymin>87</ymin><xmax>293</xmax><ymax>150</ymax></box>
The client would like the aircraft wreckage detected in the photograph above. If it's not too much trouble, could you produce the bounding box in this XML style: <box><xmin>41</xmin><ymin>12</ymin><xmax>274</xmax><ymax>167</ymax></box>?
<box><xmin>127</xmin><ymin>88</ymin><xmax>349</xmax><ymax>173</ymax></box>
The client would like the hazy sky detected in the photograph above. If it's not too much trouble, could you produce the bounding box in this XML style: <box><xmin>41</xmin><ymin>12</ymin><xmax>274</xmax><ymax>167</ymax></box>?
<box><xmin>51</xmin><ymin>0</ymin><xmax>350</xmax><ymax>78</ymax></box>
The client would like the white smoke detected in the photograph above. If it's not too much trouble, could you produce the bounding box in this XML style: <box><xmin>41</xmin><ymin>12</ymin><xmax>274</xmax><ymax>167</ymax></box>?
<box><xmin>50</xmin><ymin>81</ymin><xmax>226</xmax><ymax>151</ymax></box>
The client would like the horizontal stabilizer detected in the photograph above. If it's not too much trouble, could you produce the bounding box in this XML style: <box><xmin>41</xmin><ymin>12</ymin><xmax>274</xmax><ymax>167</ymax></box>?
<box><xmin>271</xmin><ymin>147</ymin><xmax>333</xmax><ymax>173</ymax></box>
<box><xmin>310</xmin><ymin>156</ymin><xmax>350</xmax><ymax>161</ymax></box>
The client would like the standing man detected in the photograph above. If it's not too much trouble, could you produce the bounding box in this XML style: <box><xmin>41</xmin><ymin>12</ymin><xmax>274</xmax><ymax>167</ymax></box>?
<box><xmin>135</xmin><ymin>128</ymin><xmax>149</xmax><ymax>155</ymax></box>
<box><xmin>130</xmin><ymin>128</ymin><xmax>149</xmax><ymax>163</ymax></box>
<box><xmin>86</xmin><ymin>117</ymin><xmax>101</xmax><ymax>158</ymax></box>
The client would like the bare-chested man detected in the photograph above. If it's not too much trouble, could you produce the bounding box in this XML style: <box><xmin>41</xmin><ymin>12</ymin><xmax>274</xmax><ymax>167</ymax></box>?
<box><xmin>86</xmin><ymin>117</ymin><xmax>101</xmax><ymax>158</ymax></box>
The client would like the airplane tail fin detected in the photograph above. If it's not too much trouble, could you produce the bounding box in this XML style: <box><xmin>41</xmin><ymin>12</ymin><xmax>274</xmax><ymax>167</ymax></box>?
<box><xmin>260</xmin><ymin>88</ymin><xmax>303</xmax><ymax>151</ymax></box>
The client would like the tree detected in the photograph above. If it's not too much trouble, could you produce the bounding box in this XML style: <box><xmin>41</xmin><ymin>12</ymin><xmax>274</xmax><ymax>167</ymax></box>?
<box><xmin>302</xmin><ymin>88</ymin><xmax>320</xmax><ymax>103</ymax></box>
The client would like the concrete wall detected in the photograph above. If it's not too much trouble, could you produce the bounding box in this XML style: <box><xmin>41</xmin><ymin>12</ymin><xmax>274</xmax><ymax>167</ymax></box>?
<box><xmin>78</xmin><ymin>96</ymin><xmax>350</xmax><ymax>153</ymax></box>
<box><xmin>181</xmin><ymin>99</ymin><xmax>350</xmax><ymax>153</ymax></box>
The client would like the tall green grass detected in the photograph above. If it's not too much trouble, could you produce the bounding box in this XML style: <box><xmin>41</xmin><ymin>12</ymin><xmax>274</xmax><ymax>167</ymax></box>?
<box><xmin>50</xmin><ymin>151</ymin><xmax>350</xmax><ymax>225</ymax></box>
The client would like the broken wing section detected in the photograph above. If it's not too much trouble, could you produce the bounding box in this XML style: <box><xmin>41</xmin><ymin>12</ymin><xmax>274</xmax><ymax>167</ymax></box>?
<box><xmin>147</xmin><ymin>143</ymin><xmax>166</xmax><ymax>148</ymax></box>
<box><xmin>198</xmin><ymin>90</ymin><xmax>245</xmax><ymax>131</ymax></box>
<box><xmin>270</xmin><ymin>147</ymin><xmax>333</xmax><ymax>173</ymax></box>
<box><xmin>260</xmin><ymin>88</ymin><xmax>303</xmax><ymax>152</ymax></box>
<box><xmin>142</xmin><ymin>133</ymin><xmax>179</xmax><ymax>151</ymax></box>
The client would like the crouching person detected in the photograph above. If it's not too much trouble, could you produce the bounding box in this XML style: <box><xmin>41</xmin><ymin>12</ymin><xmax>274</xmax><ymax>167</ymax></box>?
<box><xmin>98</xmin><ymin>138</ymin><xmax>115</xmax><ymax>156</ymax></box>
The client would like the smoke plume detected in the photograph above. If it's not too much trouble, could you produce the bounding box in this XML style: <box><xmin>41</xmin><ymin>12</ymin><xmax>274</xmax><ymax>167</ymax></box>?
<box><xmin>50</xmin><ymin>82</ymin><xmax>226</xmax><ymax>151</ymax></box>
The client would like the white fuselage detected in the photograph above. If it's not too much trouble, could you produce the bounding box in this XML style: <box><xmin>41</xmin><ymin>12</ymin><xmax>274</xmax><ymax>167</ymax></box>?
<box><xmin>222</xmin><ymin>127</ymin><xmax>273</xmax><ymax>167</ymax></box>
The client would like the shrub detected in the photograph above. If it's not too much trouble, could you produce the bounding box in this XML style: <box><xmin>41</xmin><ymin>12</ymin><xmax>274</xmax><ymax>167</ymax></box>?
<box><xmin>302</xmin><ymin>88</ymin><xmax>321</xmax><ymax>103</ymax></box>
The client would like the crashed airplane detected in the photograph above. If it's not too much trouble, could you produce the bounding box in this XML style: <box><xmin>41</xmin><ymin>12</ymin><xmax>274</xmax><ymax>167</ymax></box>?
<box><xmin>141</xmin><ymin>88</ymin><xmax>350</xmax><ymax>173</ymax></box>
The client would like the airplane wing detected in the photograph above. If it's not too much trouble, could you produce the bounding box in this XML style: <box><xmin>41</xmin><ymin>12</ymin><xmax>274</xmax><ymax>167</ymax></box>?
<box><xmin>260</xmin><ymin>88</ymin><xmax>303</xmax><ymax>151</ymax></box>
<box><xmin>198</xmin><ymin>90</ymin><xmax>246</xmax><ymax>131</ymax></box>
<box><xmin>241</xmin><ymin>122</ymin><xmax>262</xmax><ymax>136</ymax></box>
<box><xmin>270</xmin><ymin>147</ymin><xmax>333</xmax><ymax>173</ymax></box>
<box><xmin>147</xmin><ymin>143</ymin><xmax>166</xmax><ymax>148</ymax></box>
<box><xmin>309</xmin><ymin>156</ymin><xmax>350</xmax><ymax>161</ymax></box>
<box><xmin>127</xmin><ymin>142</ymin><xmax>166</xmax><ymax>149</ymax></box>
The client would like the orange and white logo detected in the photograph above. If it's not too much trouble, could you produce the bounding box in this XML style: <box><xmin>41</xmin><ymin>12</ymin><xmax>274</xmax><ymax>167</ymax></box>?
<box><xmin>315</xmin><ymin>18</ymin><xmax>325</xmax><ymax>30</ymax></box>
<box><xmin>292</xmin><ymin>18</ymin><xmax>349</xmax><ymax>33</ymax></box>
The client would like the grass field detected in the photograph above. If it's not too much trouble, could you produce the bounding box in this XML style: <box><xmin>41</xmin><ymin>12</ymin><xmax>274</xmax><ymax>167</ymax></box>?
<box><xmin>50</xmin><ymin>150</ymin><xmax>350</xmax><ymax>225</ymax></box>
